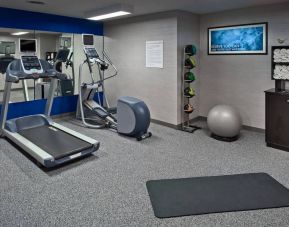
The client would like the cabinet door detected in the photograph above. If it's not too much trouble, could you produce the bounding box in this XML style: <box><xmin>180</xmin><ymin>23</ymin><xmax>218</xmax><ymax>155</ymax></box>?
<box><xmin>266</xmin><ymin>93</ymin><xmax>289</xmax><ymax>146</ymax></box>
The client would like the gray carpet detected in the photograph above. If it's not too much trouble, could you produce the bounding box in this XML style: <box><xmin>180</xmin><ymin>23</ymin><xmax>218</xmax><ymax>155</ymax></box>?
<box><xmin>1</xmin><ymin>118</ymin><xmax>289</xmax><ymax>227</ymax></box>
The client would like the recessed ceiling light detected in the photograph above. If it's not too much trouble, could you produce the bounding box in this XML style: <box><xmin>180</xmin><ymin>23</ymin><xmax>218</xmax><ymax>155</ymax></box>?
<box><xmin>11</xmin><ymin>32</ymin><xmax>29</xmax><ymax>36</ymax></box>
<box><xmin>27</xmin><ymin>1</ymin><xmax>45</xmax><ymax>5</ymax></box>
<box><xmin>88</xmin><ymin>11</ymin><xmax>131</xmax><ymax>21</ymax></box>
<box><xmin>86</xmin><ymin>4</ymin><xmax>133</xmax><ymax>21</ymax></box>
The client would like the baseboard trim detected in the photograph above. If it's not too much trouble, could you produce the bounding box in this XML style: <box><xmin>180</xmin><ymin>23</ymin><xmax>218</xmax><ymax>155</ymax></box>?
<box><xmin>151</xmin><ymin>116</ymin><xmax>203</xmax><ymax>130</ymax></box>
<box><xmin>243</xmin><ymin>125</ymin><xmax>265</xmax><ymax>133</ymax></box>
<box><xmin>151</xmin><ymin>119</ymin><xmax>179</xmax><ymax>129</ymax></box>
<box><xmin>152</xmin><ymin>116</ymin><xmax>265</xmax><ymax>133</ymax></box>
<box><xmin>197</xmin><ymin>115</ymin><xmax>265</xmax><ymax>133</ymax></box>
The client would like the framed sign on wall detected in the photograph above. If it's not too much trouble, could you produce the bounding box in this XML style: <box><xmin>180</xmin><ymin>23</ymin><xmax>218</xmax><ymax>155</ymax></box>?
<box><xmin>208</xmin><ymin>22</ymin><xmax>268</xmax><ymax>55</ymax></box>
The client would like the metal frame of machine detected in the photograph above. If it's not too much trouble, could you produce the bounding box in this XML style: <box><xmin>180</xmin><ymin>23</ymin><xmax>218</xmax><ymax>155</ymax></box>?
<box><xmin>0</xmin><ymin>55</ymin><xmax>100</xmax><ymax>168</ymax></box>
<box><xmin>77</xmin><ymin>34</ymin><xmax>152</xmax><ymax>141</ymax></box>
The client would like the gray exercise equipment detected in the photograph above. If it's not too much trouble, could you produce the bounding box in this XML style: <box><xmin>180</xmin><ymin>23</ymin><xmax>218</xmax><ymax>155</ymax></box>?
<box><xmin>54</xmin><ymin>48</ymin><xmax>75</xmax><ymax>96</ymax></box>
<box><xmin>77</xmin><ymin>34</ymin><xmax>152</xmax><ymax>141</ymax></box>
<box><xmin>0</xmin><ymin>55</ymin><xmax>100</xmax><ymax>168</ymax></box>
<box><xmin>207</xmin><ymin>104</ymin><xmax>242</xmax><ymax>141</ymax></box>
<box><xmin>35</xmin><ymin>49</ymin><xmax>74</xmax><ymax>99</ymax></box>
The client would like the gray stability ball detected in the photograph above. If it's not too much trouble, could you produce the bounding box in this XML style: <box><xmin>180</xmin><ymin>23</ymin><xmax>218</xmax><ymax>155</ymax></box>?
<box><xmin>207</xmin><ymin>105</ymin><xmax>242</xmax><ymax>138</ymax></box>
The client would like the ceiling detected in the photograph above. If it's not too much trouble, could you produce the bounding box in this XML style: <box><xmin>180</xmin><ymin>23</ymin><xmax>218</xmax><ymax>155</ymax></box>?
<box><xmin>0</xmin><ymin>0</ymin><xmax>289</xmax><ymax>20</ymax></box>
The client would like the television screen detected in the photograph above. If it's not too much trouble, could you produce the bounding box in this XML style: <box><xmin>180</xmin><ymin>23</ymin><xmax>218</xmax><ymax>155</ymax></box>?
<box><xmin>20</xmin><ymin>39</ymin><xmax>37</xmax><ymax>53</ymax></box>
<box><xmin>82</xmin><ymin>34</ymin><xmax>94</xmax><ymax>46</ymax></box>
<box><xmin>0</xmin><ymin>41</ymin><xmax>15</xmax><ymax>55</ymax></box>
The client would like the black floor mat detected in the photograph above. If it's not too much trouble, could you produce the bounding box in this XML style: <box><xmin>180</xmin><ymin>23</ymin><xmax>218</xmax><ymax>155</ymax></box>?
<box><xmin>146</xmin><ymin>173</ymin><xmax>289</xmax><ymax>218</ymax></box>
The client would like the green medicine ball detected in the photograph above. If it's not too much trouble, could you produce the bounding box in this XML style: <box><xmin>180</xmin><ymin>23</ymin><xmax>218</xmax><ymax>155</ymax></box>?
<box><xmin>185</xmin><ymin>56</ymin><xmax>196</xmax><ymax>69</ymax></box>
<box><xmin>184</xmin><ymin>72</ymin><xmax>196</xmax><ymax>82</ymax></box>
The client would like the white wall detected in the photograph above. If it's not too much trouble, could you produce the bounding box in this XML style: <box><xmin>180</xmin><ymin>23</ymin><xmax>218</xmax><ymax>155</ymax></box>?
<box><xmin>36</xmin><ymin>33</ymin><xmax>58</xmax><ymax>59</ymax></box>
<box><xmin>104</xmin><ymin>11</ymin><xmax>200</xmax><ymax>125</ymax></box>
<box><xmin>199</xmin><ymin>3</ymin><xmax>289</xmax><ymax>129</ymax></box>
<box><xmin>104</xmin><ymin>12</ymin><xmax>180</xmax><ymax>125</ymax></box>
<box><xmin>103</xmin><ymin>3</ymin><xmax>289</xmax><ymax>129</ymax></box>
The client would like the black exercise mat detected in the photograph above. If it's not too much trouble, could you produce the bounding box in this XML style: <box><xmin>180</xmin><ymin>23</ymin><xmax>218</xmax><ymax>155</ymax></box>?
<box><xmin>146</xmin><ymin>173</ymin><xmax>289</xmax><ymax>218</ymax></box>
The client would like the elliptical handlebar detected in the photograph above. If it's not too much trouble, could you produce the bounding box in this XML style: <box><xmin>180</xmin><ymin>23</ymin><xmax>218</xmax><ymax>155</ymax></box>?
<box><xmin>101</xmin><ymin>50</ymin><xmax>118</xmax><ymax>81</ymax></box>
<box><xmin>65</xmin><ymin>52</ymin><xmax>74</xmax><ymax>69</ymax></box>
<box><xmin>83</xmin><ymin>46</ymin><xmax>118</xmax><ymax>83</ymax></box>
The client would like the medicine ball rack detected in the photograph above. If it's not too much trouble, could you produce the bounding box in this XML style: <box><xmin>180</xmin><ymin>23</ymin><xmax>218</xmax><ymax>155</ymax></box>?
<box><xmin>181</xmin><ymin>45</ymin><xmax>201</xmax><ymax>133</ymax></box>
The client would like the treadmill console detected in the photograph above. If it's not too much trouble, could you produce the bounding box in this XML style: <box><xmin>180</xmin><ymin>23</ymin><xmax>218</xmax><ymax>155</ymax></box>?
<box><xmin>84</xmin><ymin>47</ymin><xmax>99</xmax><ymax>60</ymax></box>
<box><xmin>21</xmin><ymin>56</ymin><xmax>43</xmax><ymax>74</ymax></box>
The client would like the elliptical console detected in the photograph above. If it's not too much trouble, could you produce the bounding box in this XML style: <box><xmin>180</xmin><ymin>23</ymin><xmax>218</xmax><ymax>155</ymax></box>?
<box><xmin>21</xmin><ymin>56</ymin><xmax>43</xmax><ymax>74</ymax></box>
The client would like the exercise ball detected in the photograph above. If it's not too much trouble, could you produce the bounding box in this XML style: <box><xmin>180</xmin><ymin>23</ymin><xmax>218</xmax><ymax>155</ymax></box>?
<box><xmin>207</xmin><ymin>105</ymin><xmax>242</xmax><ymax>140</ymax></box>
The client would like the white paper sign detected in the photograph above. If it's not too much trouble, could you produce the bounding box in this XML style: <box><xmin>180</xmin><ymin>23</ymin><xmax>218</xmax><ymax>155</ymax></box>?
<box><xmin>146</xmin><ymin>40</ymin><xmax>163</xmax><ymax>68</ymax></box>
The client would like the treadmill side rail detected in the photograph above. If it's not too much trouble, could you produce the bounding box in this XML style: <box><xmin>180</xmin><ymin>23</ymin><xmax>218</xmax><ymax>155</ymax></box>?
<box><xmin>0</xmin><ymin>56</ymin><xmax>100</xmax><ymax>168</ymax></box>
<box><xmin>3</xmin><ymin>130</ymin><xmax>54</xmax><ymax>165</ymax></box>
<box><xmin>51</xmin><ymin>122</ymin><xmax>100</xmax><ymax>147</ymax></box>
<box><xmin>3</xmin><ymin>129</ymin><xmax>99</xmax><ymax>168</ymax></box>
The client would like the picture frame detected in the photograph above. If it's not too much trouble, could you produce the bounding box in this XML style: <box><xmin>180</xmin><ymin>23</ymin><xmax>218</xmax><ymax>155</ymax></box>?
<box><xmin>208</xmin><ymin>22</ymin><xmax>268</xmax><ymax>55</ymax></box>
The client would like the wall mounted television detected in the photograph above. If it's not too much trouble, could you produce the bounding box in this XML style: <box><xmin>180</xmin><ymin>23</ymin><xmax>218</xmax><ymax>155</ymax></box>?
<box><xmin>82</xmin><ymin>34</ymin><xmax>94</xmax><ymax>46</ymax></box>
<box><xmin>19</xmin><ymin>39</ymin><xmax>37</xmax><ymax>53</ymax></box>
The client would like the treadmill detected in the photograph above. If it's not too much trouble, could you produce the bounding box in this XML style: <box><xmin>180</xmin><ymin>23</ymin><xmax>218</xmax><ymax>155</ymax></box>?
<box><xmin>0</xmin><ymin>55</ymin><xmax>100</xmax><ymax>168</ymax></box>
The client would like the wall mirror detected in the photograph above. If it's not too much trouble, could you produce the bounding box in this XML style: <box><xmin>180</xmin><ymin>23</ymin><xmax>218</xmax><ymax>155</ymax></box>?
<box><xmin>0</xmin><ymin>28</ymin><xmax>35</xmax><ymax>103</ymax></box>
<box><xmin>35</xmin><ymin>30</ymin><xmax>75</xmax><ymax>99</ymax></box>
<box><xmin>0</xmin><ymin>27</ymin><xmax>104</xmax><ymax>103</ymax></box>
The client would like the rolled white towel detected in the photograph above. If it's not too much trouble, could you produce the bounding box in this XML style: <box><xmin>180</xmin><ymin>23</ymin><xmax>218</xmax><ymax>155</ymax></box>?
<box><xmin>274</xmin><ymin>65</ymin><xmax>289</xmax><ymax>79</ymax></box>
<box><xmin>274</xmin><ymin>48</ymin><xmax>289</xmax><ymax>62</ymax></box>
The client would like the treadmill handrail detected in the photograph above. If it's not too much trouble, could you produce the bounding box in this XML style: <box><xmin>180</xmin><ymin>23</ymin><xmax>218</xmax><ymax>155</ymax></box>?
<box><xmin>5</xmin><ymin>59</ymin><xmax>67</xmax><ymax>83</ymax></box>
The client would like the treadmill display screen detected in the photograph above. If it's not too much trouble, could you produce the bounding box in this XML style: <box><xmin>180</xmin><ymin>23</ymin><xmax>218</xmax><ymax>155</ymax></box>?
<box><xmin>85</xmin><ymin>47</ymin><xmax>99</xmax><ymax>59</ymax></box>
<box><xmin>83</xmin><ymin>34</ymin><xmax>94</xmax><ymax>46</ymax></box>
<box><xmin>21</xmin><ymin>56</ymin><xmax>42</xmax><ymax>71</ymax></box>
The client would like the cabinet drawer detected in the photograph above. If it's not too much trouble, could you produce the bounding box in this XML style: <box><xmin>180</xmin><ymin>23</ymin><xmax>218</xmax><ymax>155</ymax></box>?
<box><xmin>266</xmin><ymin>93</ymin><xmax>289</xmax><ymax>146</ymax></box>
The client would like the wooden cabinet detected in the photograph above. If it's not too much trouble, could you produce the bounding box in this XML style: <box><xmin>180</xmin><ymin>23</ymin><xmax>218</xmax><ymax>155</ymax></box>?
<box><xmin>265</xmin><ymin>89</ymin><xmax>289</xmax><ymax>151</ymax></box>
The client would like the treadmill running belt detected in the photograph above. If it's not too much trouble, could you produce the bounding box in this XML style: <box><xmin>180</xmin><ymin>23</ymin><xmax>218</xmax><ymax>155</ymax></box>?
<box><xmin>19</xmin><ymin>125</ymin><xmax>93</xmax><ymax>160</ymax></box>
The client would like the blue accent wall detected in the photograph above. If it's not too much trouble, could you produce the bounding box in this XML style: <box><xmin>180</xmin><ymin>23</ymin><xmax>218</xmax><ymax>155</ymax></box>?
<box><xmin>0</xmin><ymin>7</ymin><xmax>103</xmax><ymax>35</ymax></box>
<box><xmin>3</xmin><ymin>92</ymin><xmax>104</xmax><ymax>120</ymax></box>
<box><xmin>6</xmin><ymin>95</ymin><xmax>78</xmax><ymax>120</ymax></box>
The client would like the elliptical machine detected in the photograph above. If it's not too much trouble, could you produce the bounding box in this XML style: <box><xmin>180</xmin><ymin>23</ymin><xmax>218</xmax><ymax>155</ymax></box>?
<box><xmin>77</xmin><ymin>34</ymin><xmax>152</xmax><ymax>141</ymax></box>
<box><xmin>36</xmin><ymin>49</ymin><xmax>74</xmax><ymax>99</ymax></box>
<box><xmin>54</xmin><ymin>48</ymin><xmax>75</xmax><ymax>96</ymax></box>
